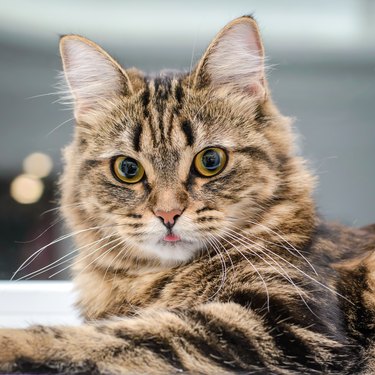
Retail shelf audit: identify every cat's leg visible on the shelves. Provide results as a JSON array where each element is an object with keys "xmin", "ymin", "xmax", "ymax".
[{"xmin": 0, "ymin": 301, "xmax": 341, "ymax": 374}]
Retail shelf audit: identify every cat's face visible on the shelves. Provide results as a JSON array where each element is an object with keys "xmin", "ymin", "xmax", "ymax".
[{"xmin": 59, "ymin": 17, "xmax": 307, "ymax": 267}]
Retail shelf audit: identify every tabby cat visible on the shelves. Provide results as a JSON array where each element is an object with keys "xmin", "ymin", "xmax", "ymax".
[{"xmin": 1, "ymin": 16, "xmax": 375, "ymax": 375}]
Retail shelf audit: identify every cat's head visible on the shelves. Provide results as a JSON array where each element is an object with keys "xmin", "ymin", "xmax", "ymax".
[{"xmin": 59, "ymin": 16, "xmax": 315, "ymax": 269}]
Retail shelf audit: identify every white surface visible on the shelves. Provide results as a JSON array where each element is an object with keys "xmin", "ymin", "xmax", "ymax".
[{"xmin": 0, "ymin": 281, "xmax": 82, "ymax": 327}]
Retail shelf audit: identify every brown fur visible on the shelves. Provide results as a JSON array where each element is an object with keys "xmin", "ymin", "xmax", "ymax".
[{"xmin": 1, "ymin": 16, "xmax": 374, "ymax": 374}]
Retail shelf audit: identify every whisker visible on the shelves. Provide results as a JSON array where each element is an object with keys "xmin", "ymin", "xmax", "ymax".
[
  {"xmin": 246, "ymin": 219, "xmax": 318, "ymax": 276},
  {"xmin": 15, "ymin": 216, "xmax": 64, "ymax": 244},
  {"xmin": 204, "ymin": 235, "xmax": 227, "ymax": 299},
  {"xmin": 221, "ymin": 229, "xmax": 315, "ymax": 315},
  {"xmin": 16, "ymin": 235, "xmax": 118, "ymax": 281},
  {"xmin": 224, "ymin": 226, "xmax": 352, "ymax": 305},
  {"xmin": 26, "ymin": 91, "xmax": 62, "ymax": 100},
  {"xmin": 69, "ymin": 238, "xmax": 125, "ymax": 279},
  {"xmin": 208, "ymin": 233, "xmax": 234, "ymax": 270},
  {"xmin": 40, "ymin": 203, "xmax": 85, "ymax": 217},
  {"xmin": 192, "ymin": 97, "xmax": 216, "ymax": 123},
  {"xmin": 214, "ymin": 232, "xmax": 270, "ymax": 311},
  {"xmin": 99, "ymin": 237, "xmax": 137, "ymax": 290},
  {"xmin": 11, "ymin": 223, "xmax": 128, "ymax": 280},
  {"xmin": 46, "ymin": 117, "xmax": 75, "ymax": 137},
  {"xmin": 106, "ymin": 244, "xmax": 136, "ymax": 294}
]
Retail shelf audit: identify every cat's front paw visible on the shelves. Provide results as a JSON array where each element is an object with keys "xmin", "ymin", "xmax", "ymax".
[{"xmin": 0, "ymin": 329, "xmax": 31, "ymax": 373}]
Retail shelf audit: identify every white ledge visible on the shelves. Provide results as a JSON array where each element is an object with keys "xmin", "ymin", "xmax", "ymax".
[{"xmin": 0, "ymin": 281, "xmax": 82, "ymax": 327}]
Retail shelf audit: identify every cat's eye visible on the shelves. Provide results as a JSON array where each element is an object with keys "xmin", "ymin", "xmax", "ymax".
[
  {"xmin": 112, "ymin": 156, "xmax": 145, "ymax": 184},
  {"xmin": 194, "ymin": 148, "xmax": 227, "ymax": 177}
]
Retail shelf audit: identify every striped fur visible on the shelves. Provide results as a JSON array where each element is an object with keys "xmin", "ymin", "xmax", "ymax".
[{"xmin": 1, "ymin": 16, "xmax": 374, "ymax": 374}]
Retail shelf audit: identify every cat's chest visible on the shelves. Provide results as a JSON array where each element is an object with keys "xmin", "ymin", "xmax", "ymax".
[
  {"xmin": 76, "ymin": 262, "xmax": 221, "ymax": 319},
  {"xmin": 75, "ymin": 268, "xmax": 178, "ymax": 319}
]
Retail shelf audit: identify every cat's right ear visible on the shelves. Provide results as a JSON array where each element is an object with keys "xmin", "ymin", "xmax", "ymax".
[{"xmin": 59, "ymin": 35, "xmax": 133, "ymax": 120}]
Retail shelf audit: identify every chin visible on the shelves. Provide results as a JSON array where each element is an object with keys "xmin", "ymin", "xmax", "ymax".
[{"xmin": 140, "ymin": 240, "xmax": 202, "ymax": 265}]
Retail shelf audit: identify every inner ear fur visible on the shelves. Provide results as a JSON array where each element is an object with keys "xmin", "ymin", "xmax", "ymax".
[
  {"xmin": 59, "ymin": 35, "xmax": 133, "ymax": 119},
  {"xmin": 192, "ymin": 16, "xmax": 267, "ymax": 101}
]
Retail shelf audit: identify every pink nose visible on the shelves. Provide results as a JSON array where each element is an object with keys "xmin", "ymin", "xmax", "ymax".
[{"xmin": 155, "ymin": 209, "xmax": 182, "ymax": 227}]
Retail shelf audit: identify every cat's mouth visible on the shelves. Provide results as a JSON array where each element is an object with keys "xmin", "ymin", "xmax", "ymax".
[
  {"xmin": 163, "ymin": 233, "xmax": 181, "ymax": 242},
  {"xmin": 140, "ymin": 228, "xmax": 199, "ymax": 262}
]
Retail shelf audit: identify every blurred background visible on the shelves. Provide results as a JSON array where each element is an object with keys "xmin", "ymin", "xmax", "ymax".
[{"xmin": 0, "ymin": 0, "xmax": 374, "ymax": 280}]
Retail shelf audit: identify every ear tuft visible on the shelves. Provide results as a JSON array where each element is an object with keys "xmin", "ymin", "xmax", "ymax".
[
  {"xmin": 59, "ymin": 35, "xmax": 132, "ymax": 119},
  {"xmin": 194, "ymin": 17, "xmax": 267, "ymax": 101}
]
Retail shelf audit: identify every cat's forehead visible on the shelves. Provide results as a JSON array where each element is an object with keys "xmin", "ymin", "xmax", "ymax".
[
  {"xmin": 126, "ymin": 70, "xmax": 185, "ymax": 104},
  {"xmin": 100, "ymin": 75, "xmax": 234, "ymax": 144},
  {"xmin": 87, "ymin": 71, "xmax": 261, "ymax": 172}
]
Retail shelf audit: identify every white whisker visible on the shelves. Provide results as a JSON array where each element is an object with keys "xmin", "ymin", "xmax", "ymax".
[
  {"xmin": 71, "ymin": 236, "xmax": 126, "ymax": 277},
  {"xmin": 204, "ymin": 235, "xmax": 227, "ymax": 299},
  {"xmin": 16, "ymin": 235, "xmax": 118, "ymax": 281},
  {"xmin": 246, "ymin": 219, "xmax": 318, "ymax": 276},
  {"xmin": 46, "ymin": 117, "xmax": 75, "ymax": 137},
  {"xmin": 40, "ymin": 203, "xmax": 85, "ymax": 217},
  {"xmin": 11, "ymin": 223, "xmax": 128, "ymax": 280},
  {"xmin": 222, "ymin": 228, "xmax": 316, "ymax": 316},
  {"xmin": 223, "ymin": 226, "xmax": 352, "ymax": 306},
  {"xmin": 15, "ymin": 217, "xmax": 64, "ymax": 245},
  {"xmin": 214, "ymin": 232, "xmax": 270, "ymax": 311}
]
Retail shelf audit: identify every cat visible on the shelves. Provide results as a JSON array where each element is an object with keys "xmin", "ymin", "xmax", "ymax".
[{"xmin": 1, "ymin": 15, "xmax": 375, "ymax": 375}]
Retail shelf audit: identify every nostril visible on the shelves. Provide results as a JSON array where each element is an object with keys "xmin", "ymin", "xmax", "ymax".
[
  {"xmin": 156, "ymin": 215, "xmax": 174, "ymax": 229},
  {"xmin": 170, "ymin": 210, "xmax": 181, "ymax": 224},
  {"xmin": 155, "ymin": 209, "xmax": 182, "ymax": 228},
  {"xmin": 157, "ymin": 215, "xmax": 165, "ymax": 224}
]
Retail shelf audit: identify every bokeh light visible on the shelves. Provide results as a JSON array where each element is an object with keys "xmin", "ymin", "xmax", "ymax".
[
  {"xmin": 23, "ymin": 152, "xmax": 53, "ymax": 178},
  {"xmin": 10, "ymin": 174, "xmax": 44, "ymax": 204}
]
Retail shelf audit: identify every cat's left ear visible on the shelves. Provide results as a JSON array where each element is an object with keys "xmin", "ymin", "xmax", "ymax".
[
  {"xmin": 59, "ymin": 35, "xmax": 133, "ymax": 120},
  {"xmin": 193, "ymin": 16, "xmax": 267, "ymax": 101}
]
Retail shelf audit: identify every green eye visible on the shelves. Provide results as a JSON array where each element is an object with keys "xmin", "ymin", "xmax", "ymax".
[
  {"xmin": 113, "ymin": 156, "xmax": 144, "ymax": 183},
  {"xmin": 194, "ymin": 148, "xmax": 227, "ymax": 177}
]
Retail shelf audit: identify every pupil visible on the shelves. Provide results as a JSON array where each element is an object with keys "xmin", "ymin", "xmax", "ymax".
[
  {"xmin": 121, "ymin": 158, "xmax": 138, "ymax": 177},
  {"xmin": 202, "ymin": 150, "xmax": 220, "ymax": 170}
]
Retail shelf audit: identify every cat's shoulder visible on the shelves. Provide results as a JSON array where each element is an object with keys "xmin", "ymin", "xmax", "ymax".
[{"xmin": 316, "ymin": 221, "xmax": 375, "ymax": 248}]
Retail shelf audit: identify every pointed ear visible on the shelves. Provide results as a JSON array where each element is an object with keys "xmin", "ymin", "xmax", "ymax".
[
  {"xmin": 193, "ymin": 16, "xmax": 267, "ymax": 101},
  {"xmin": 59, "ymin": 35, "xmax": 133, "ymax": 120}
]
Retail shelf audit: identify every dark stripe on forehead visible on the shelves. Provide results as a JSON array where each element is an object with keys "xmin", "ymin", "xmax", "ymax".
[
  {"xmin": 148, "ymin": 115, "xmax": 157, "ymax": 148},
  {"xmin": 141, "ymin": 77, "xmax": 150, "ymax": 118},
  {"xmin": 167, "ymin": 78, "xmax": 184, "ymax": 139},
  {"xmin": 153, "ymin": 77, "xmax": 162, "ymax": 94},
  {"xmin": 145, "ymin": 80, "xmax": 157, "ymax": 147},
  {"xmin": 158, "ymin": 107, "xmax": 165, "ymax": 143},
  {"xmin": 154, "ymin": 77, "xmax": 172, "ymax": 100},
  {"xmin": 236, "ymin": 146, "xmax": 273, "ymax": 167},
  {"xmin": 167, "ymin": 110, "xmax": 174, "ymax": 140},
  {"xmin": 133, "ymin": 122, "xmax": 143, "ymax": 152},
  {"xmin": 153, "ymin": 78, "xmax": 170, "ymax": 144},
  {"xmin": 181, "ymin": 120, "xmax": 194, "ymax": 146},
  {"xmin": 174, "ymin": 78, "xmax": 184, "ymax": 104}
]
